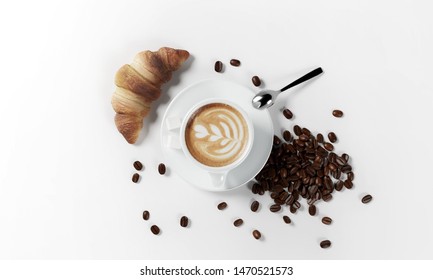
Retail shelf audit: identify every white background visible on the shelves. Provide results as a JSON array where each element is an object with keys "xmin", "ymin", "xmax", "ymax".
[{"xmin": 0, "ymin": 0, "xmax": 432, "ymax": 259}]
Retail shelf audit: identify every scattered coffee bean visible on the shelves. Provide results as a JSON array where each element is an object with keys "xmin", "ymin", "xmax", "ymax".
[
  {"xmin": 214, "ymin": 60, "xmax": 223, "ymax": 72},
  {"xmin": 283, "ymin": 130, "xmax": 292, "ymax": 142},
  {"xmin": 323, "ymin": 194, "xmax": 333, "ymax": 202},
  {"xmin": 324, "ymin": 142, "xmax": 334, "ymax": 151},
  {"xmin": 180, "ymin": 216, "xmax": 189, "ymax": 227},
  {"xmin": 342, "ymin": 153, "xmax": 350, "ymax": 162},
  {"xmin": 344, "ymin": 179, "xmax": 353, "ymax": 189},
  {"xmin": 309, "ymin": 205, "xmax": 316, "ymax": 216},
  {"xmin": 158, "ymin": 163, "xmax": 166, "ymax": 175},
  {"xmin": 348, "ymin": 172, "xmax": 354, "ymax": 181},
  {"xmin": 251, "ymin": 200, "xmax": 260, "ymax": 212},
  {"xmin": 283, "ymin": 108, "xmax": 293, "ymax": 119},
  {"xmin": 317, "ymin": 133, "xmax": 324, "ymax": 143},
  {"xmin": 320, "ymin": 240, "xmax": 331, "ymax": 248},
  {"xmin": 283, "ymin": 215, "xmax": 292, "ymax": 224},
  {"xmin": 252, "ymin": 75, "xmax": 261, "ymax": 86},
  {"xmin": 252, "ymin": 229, "xmax": 261, "ymax": 240},
  {"xmin": 133, "ymin": 161, "xmax": 143, "ymax": 171},
  {"xmin": 362, "ymin": 194, "xmax": 373, "ymax": 204},
  {"xmin": 233, "ymin": 218, "xmax": 243, "ymax": 227},
  {"xmin": 132, "ymin": 173, "xmax": 140, "ymax": 183},
  {"xmin": 217, "ymin": 202, "xmax": 227, "ymax": 210},
  {"xmin": 328, "ymin": 132, "xmax": 337, "ymax": 143},
  {"xmin": 322, "ymin": 216, "xmax": 332, "ymax": 225},
  {"xmin": 142, "ymin": 210, "xmax": 150, "ymax": 220},
  {"xmin": 335, "ymin": 180, "xmax": 344, "ymax": 191},
  {"xmin": 230, "ymin": 59, "xmax": 241, "ymax": 66},
  {"xmin": 332, "ymin": 110, "xmax": 343, "ymax": 118},
  {"xmin": 270, "ymin": 204, "xmax": 281, "ymax": 212},
  {"xmin": 293, "ymin": 125, "xmax": 302, "ymax": 136},
  {"xmin": 150, "ymin": 225, "xmax": 160, "ymax": 235}
]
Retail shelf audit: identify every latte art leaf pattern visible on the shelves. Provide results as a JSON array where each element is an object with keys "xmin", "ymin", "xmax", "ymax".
[{"xmin": 185, "ymin": 103, "xmax": 249, "ymax": 167}]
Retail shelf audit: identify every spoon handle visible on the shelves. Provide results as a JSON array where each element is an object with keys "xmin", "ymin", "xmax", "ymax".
[{"xmin": 279, "ymin": 67, "xmax": 323, "ymax": 92}]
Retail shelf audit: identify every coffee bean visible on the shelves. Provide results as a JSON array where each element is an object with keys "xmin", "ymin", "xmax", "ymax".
[
  {"xmin": 301, "ymin": 127, "xmax": 311, "ymax": 136},
  {"xmin": 132, "ymin": 173, "xmax": 140, "ymax": 183},
  {"xmin": 323, "ymin": 193, "xmax": 333, "ymax": 202},
  {"xmin": 290, "ymin": 205, "xmax": 297, "ymax": 213},
  {"xmin": 308, "ymin": 204, "xmax": 316, "ymax": 216},
  {"xmin": 322, "ymin": 216, "xmax": 332, "ymax": 225},
  {"xmin": 142, "ymin": 210, "xmax": 150, "ymax": 220},
  {"xmin": 278, "ymin": 217, "xmax": 290, "ymax": 226},
  {"xmin": 270, "ymin": 204, "xmax": 281, "ymax": 212},
  {"xmin": 293, "ymin": 200, "xmax": 301, "ymax": 209},
  {"xmin": 299, "ymin": 134, "xmax": 310, "ymax": 141},
  {"xmin": 252, "ymin": 230, "xmax": 261, "ymax": 240},
  {"xmin": 324, "ymin": 142, "xmax": 334, "ymax": 151},
  {"xmin": 150, "ymin": 225, "xmax": 160, "ymax": 235},
  {"xmin": 273, "ymin": 135, "xmax": 281, "ymax": 146},
  {"xmin": 344, "ymin": 179, "xmax": 353, "ymax": 189},
  {"xmin": 217, "ymin": 202, "xmax": 227, "ymax": 210},
  {"xmin": 158, "ymin": 163, "xmax": 166, "ymax": 175},
  {"xmin": 294, "ymin": 125, "xmax": 302, "ymax": 136},
  {"xmin": 335, "ymin": 156, "xmax": 346, "ymax": 166},
  {"xmin": 342, "ymin": 153, "xmax": 350, "ymax": 162},
  {"xmin": 341, "ymin": 164, "xmax": 352, "ymax": 173},
  {"xmin": 230, "ymin": 59, "xmax": 241, "ymax": 66},
  {"xmin": 328, "ymin": 132, "xmax": 337, "ymax": 143},
  {"xmin": 252, "ymin": 75, "xmax": 261, "ymax": 87},
  {"xmin": 283, "ymin": 130, "xmax": 292, "ymax": 142},
  {"xmin": 335, "ymin": 180, "xmax": 344, "ymax": 191},
  {"xmin": 347, "ymin": 172, "xmax": 354, "ymax": 181},
  {"xmin": 317, "ymin": 133, "xmax": 324, "ymax": 143},
  {"xmin": 332, "ymin": 110, "xmax": 343, "ymax": 117},
  {"xmin": 133, "ymin": 161, "xmax": 143, "ymax": 171},
  {"xmin": 251, "ymin": 200, "xmax": 260, "ymax": 212},
  {"xmin": 362, "ymin": 194, "xmax": 373, "ymax": 204},
  {"xmin": 180, "ymin": 216, "xmax": 189, "ymax": 227},
  {"xmin": 320, "ymin": 240, "xmax": 331, "ymax": 248},
  {"xmin": 233, "ymin": 218, "xmax": 243, "ymax": 227},
  {"xmin": 214, "ymin": 60, "xmax": 223, "ymax": 72},
  {"xmin": 283, "ymin": 108, "xmax": 293, "ymax": 119}
]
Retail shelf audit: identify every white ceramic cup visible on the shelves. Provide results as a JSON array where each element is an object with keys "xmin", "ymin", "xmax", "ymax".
[{"xmin": 171, "ymin": 98, "xmax": 254, "ymax": 188}]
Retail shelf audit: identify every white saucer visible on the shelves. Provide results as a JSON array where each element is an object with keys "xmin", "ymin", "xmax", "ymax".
[{"xmin": 160, "ymin": 79, "xmax": 274, "ymax": 191}]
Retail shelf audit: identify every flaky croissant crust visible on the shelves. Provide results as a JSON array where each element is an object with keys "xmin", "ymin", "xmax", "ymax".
[{"xmin": 111, "ymin": 47, "xmax": 190, "ymax": 143}]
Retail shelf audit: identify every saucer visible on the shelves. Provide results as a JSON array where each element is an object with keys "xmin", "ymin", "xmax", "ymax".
[{"xmin": 160, "ymin": 79, "xmax": 274, "ymax": 191}]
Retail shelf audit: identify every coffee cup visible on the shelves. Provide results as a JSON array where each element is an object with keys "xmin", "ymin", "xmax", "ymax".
[{"xmin": 167, "ymin": 98, "xmax": 254, "ymax": 188}]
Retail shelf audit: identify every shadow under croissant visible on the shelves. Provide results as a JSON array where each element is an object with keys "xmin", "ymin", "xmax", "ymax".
[{"xmin": 133, "ymin": 54, "xmax": 196, "ymax": 145}]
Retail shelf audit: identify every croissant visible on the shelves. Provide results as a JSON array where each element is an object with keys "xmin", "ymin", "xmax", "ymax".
[{"xmin": 111, "ymin": 47, "xmax": 190, "ymax": 144}]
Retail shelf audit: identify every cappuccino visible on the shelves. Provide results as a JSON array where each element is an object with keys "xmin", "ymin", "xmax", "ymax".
[{"xmin": 185, "ymin": 103, "xmax": 249, "ymax": 167}]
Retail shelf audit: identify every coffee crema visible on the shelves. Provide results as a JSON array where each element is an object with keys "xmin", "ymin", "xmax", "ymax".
[{"xmin": 185, "ymin": 103, "xmax": 249, "ymax": 167}]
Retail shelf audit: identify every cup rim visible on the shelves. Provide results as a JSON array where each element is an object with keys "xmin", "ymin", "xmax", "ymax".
[{"xmin": 179, "ymin": 98, "xmax": 255, "ymax": 173}]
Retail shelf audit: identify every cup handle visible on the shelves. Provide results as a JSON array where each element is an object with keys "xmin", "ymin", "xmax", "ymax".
[{"xmin": 209, "ymin": 171, "xmax": 229, "ymax": 188}]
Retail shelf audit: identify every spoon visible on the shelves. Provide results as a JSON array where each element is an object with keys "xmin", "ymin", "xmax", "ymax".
[{"xmin": 252, "ymin": 67, "xmax": 323, "ymax": 109}]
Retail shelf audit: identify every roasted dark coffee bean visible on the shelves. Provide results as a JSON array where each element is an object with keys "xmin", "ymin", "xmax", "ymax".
[
  {"xmin": 320, "ymin": 240, "xmax": 331, "ymax": 248},
  {"xmin": 214, "ymin": 61, "xmax": 223, "ymax": 72},
  {"xmin": 328, "ymin": 163, "xmax": 337, "ymax": 171},
  {"xmin": 270, "ymin": 204, "xmax": 282, "ymax": 212},
  {"xmin": 293, "ymin": 125, "xmax": 302, "ymax": 136},
  {"xmin": 290, "ymin": 205, "xmax": 297, "ymax": 213},
  {"xmin": 344, "ymin": 179, "xmax": 353, "ymax": 189},
  {"xmin": 132, "ymin": 173, "xmax": 140, "ymax": 183},
  {"xmin": 252, "ymin": 230, "xmax": 261, "ymax": 240},
  {"xmin": 251, "ymin": 200, "xmax": 260, "ymax": 212},
  {"xmin": 332, "ymin": 109, "xmax": 343, "ymax": 117},
  {"xmin": 251, "ymin": 183, "xmax": 259, "ymax": 194},
  {"xmin": 283, "ymin": 215, "xmax": 292, "ymax": 224},
  {"xmin": 323, "ymin": 193, "xmax": 333, "ymax": 202},
  {"xmin": 336, "ymin": 156, "xmax": 346, "ymax": 166},
  {"xmin": 283, "ymin": 108, "xmax": 293, "ymax": 119},
  {"xmin": 273, "ymin": 135, "xmax": 281, "ymax": 146},
  {"xmin": 150, "ymin": 225, "xmax": 160, "ymax": 235},
  {"xmin": 307, "ymin": 198, "xmax": 317, "ymax": 205},
  {"xmin": 328, "ymin": 132, "xmax": 337, "ymax": 143},
  {"xmin": 180, "ymin": 216, "xmax": 189, "ymax": 227},
  {"xmin": 341, "ymin": 164, "xmax": 352, "ymax": 173},
  {"xmin": 342, "ymin": 153, "xmax": 350, "ymax": 162},
  {"xmin": 362, "ymin": 194, "xmax": 373, "ymax": 204},
  {"xmin": 217, "ymin": 202, "xmax": 227, "ymax": 210},
  {"xmin": 324, "ymin": 176, "xmax": 333, "ymax": 190},
  {"xmin": 252, "ymin": 75, "xmax": 261, "ymax": 86},
  {"xmin": 299, "ymin": 134, "xmax": 310, "ymax": 141},
  {"xmin": 279, "ymin": 191, "xmax": 289, "ymax": 201},
  {"xmin": 317, "ymin": 133, "xmax": 324, "ymax": 143},
  {"xmin": 335, "ymin": 180, "xmax": 344, "ymax": 191},
  {"xmin": 347, "ymin": 172, "xmax": 355, "ymax": 181},
  {"xmin": 233, "ymin": 218, "xmax": 244, "ymax": 227},
  {"xmin": 322, "ymin": 217, "xmax": 332, "ymax": 225},
  {"xmin": 133, "ymin": 161, "xmax": 143, "ymax": 171},
  {"xmin": 279, "ymin": 168, "xmax": 288, "ymax": 178},
  {"xmin": 308, "ymin": 204, "xmax": 316, "ymax": 216},
  {"xmin": 301, "ymin": 127, "xmax": 311, "ymax": 136},
  {"xmin": 230, "ymin": 59, "xmax": 241, "ymax": 66},
  {"xmin": 283, "ymin": 130, "xmax": 292, "ymax": 142},
  {"xmin": 324, "ymin": 142, "xmax": 334, "ymax": 151},
  {"xmin": 158, "ymin": 163, "xmax": 166, "ymax": 175},
  {"xmin": 142, "ymin": 210, "xmax": 150, "ymax": 220},
  {"xmin": 293, "ymin": 201, "xmax": 301, "ymax": 209}
]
